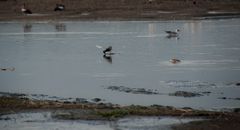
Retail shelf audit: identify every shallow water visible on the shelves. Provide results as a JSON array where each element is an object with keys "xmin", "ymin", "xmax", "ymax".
[
  {"xmin": 0, "ymin": 19, "xmax": 240, "ymax": 110},
  {"xmin": 0, "ymin": 112, "xmax": 201, "ymax": 130}
]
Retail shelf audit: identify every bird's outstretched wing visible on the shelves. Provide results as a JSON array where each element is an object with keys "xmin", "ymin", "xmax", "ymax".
[{"xmin": 165, "ymin": 31, "xmax": 172, "ymax": 34}]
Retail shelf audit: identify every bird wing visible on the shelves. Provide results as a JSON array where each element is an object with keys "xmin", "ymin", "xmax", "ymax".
[
  {"xmin": 165, "ymin": 31, "xmax": 172, "ymax": 34},
  {"xmin": 96, "ymin": 45, "xmax": 103, "ymax": 49}
]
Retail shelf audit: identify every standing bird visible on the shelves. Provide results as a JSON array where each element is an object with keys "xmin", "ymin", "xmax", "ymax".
[
  {"xmin": 54, "ymin": 4, "xmax": 65, "ymax": 11},
  {"xmin": 21, "ymin": 4, "xmax": 32, "ymax": 14},
  {"xmin": 103, "ymin": 46, "xmax": 112, "ymax": 54},
  {"xmin": 165, "ymin": 29, "xmax": 180, "ymax": 37}
]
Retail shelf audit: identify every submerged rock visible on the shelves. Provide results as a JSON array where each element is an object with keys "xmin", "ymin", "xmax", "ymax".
[
  {"xmin": 169, "ymin": 91, "xmax": 203, "ymax": 97},
  {"xmin": 91, "ymin": 98, "xmax": 102, "ymax": 102},
  {"xmin": 75, "ymin": 98, "xmax": 88, "ymax": 103},
  {"xmin": 218, "ymin": 97, "xmax": 227, "ymax": 100},
  {"xmin": 106, "ymin": 86, "xmax": 159, "ymax": 95}
]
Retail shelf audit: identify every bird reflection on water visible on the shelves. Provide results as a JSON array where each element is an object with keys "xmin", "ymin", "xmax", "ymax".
[
  {"xmin": 103, "ymin": 46, "xmax": 113, "ymax": 64},
  {"xmin": 103, "ymin": 54, "xmax": 112, "ymax": 64}
]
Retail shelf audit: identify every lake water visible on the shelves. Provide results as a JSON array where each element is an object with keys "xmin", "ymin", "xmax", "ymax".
[{"xmin": 0, "ymin": 19, "xmax": 240, "ymax": 110}]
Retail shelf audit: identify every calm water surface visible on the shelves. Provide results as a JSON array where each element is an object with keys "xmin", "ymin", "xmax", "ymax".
[{"xmin": 0, "ymin": 19, "xmax": 240, "ymax": 110}]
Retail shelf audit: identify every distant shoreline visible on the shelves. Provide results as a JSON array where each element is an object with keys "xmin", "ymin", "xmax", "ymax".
[
  {"xmin": 0, "ymin": 0, "xmax": 240, "ymax": 21},
  {"xmin": 0, "ymin": 11, "xmax": 239, "ymax": 22},
  {"xmin": 1, "ymin": 10, "xmax": 240, "ymax": 21}
]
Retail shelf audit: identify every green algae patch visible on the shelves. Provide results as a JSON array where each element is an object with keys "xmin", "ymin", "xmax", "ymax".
[{"xmin": 97, "ymin": 109, "xmax": 129, "ymax": 118}]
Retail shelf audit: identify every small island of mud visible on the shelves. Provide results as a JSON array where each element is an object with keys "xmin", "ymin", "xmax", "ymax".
[{"xmin": 1, "ymin": 92, "xmax": 240, "ymax": 129}]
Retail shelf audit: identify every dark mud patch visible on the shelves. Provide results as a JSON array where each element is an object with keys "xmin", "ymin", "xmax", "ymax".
[
  {"xmin": 106, "ymin": 86, "xmax": 159, "ymax": 95},
  {"xmin": 0, "ymin": 91, "xmax": 107, "ymax": 104},
  {"xmin": 105, "ymin": 86, "xmax": 211, "ymax": 97},
  {"xmin": 169, "ymin": 91, "xmax": 203, "ymax": 97}
]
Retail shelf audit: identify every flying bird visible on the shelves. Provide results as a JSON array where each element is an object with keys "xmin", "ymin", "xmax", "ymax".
[{"xmin": 103, "ymin": 46, "xmax": 112, "ymax": 54}]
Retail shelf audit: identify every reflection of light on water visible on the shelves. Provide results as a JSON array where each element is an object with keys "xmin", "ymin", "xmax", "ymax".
[
  {"xmin": 23, "ymin": 23, "xmax": 32, "ymax": 33},
  {"xmin": 148, "ymin": 23, "xmax": 156, "ymax": 36},
  {"xmin": 0, "ymin": 32, "xmax": 135, "ymax": 36},
  {"xmin": 183, "ymin": 21, "xmax": 202, "ymax": 34},
  {"xmin": 136, "ymin": 35, "xmax": 164, "ymax": 38},
  {"xmin": 136, "ymin": 23, "xmax": 162, "ymax": 38},
  {"xmin": 0, "ymin": 112, "xmax": 202, "ymax": 130},
  {"xmin": 93, "ymin": 73, "xmax": 125, "ymax": 78},
  {"xmin": 0, "ymin": 112, "xmax": 112, "ymax": 130},
  {"xmin": 116, "ymin": 116, "xmax": 202, "ymax": 129},
  {"xmin": 55, "ymin": 23, "xmax": 66, "ymax": 32}
]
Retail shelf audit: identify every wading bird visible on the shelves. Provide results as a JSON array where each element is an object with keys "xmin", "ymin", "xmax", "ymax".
[
  {"xmin": 21, "ymin": 4, "xmax": 32, "ymax": 14},
  {"xmin": 54, "ymin": 4, "xmax": 65, "ymax": 11},
  {"xmin": 170, "ymin": 58, "xmax": 181, "ymax": 64},
  {"xmin": 165, "ymin": 29, "xmax": 180, "ymax": 37},
  {"xmin": 103, "ymin": 46, "xmax": 112, "ymax": 54}
]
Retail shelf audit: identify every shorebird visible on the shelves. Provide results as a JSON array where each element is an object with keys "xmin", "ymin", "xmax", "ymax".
[
  {"xmin": 165, "ymin": 29, "xmax": 180, "ymax": 37},
  {"xmin": 170, "ymin": 58, "xmax": 181, "ymax": 64},
  {"xmin": 103, "ymin": 46, "xmax": 112, "ymax": 54},
  {"xmin": 21, "ymin": 4, "xmax": 32, "ymax": 14},
  {"xmin": 54, "ymin": 4, "xmax": 65, "ymax": 11}
]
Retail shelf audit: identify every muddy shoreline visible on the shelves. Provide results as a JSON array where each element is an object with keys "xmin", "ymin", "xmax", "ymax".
[
  {"xmin": 0, "ymin": 0, "xmax": 240, "ymax": 21},
  {"xmin": 1, "ymin": 92, "xmax": 240, "ymax": 129}
]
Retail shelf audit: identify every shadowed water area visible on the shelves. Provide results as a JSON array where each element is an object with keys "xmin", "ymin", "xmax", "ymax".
[{"xmin": 0, "ymin": 19, "xmax": 240, "ymax": 110}]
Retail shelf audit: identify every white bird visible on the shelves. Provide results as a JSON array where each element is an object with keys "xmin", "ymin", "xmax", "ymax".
[
  {"xmin": 21, "ymin": 4, "xmax": 32, "ymax": 14},
  {"xmin": 165, "ymin": 29, "xmax": 180, "ymax": 37},
  {"xmin": 54, "ymin": 4, "xmax": 65, "ymax": 11}
]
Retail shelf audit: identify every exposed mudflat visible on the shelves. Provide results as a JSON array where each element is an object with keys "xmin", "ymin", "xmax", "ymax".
[{"xmin": 0, "ymin": 92, "xmax": 240, "ymax": 130}]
